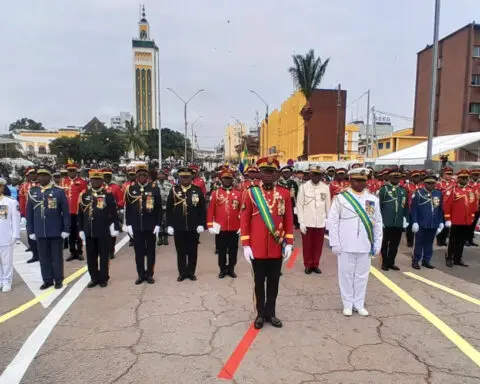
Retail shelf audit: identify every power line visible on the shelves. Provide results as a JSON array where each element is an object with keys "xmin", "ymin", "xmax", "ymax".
[{"xmin": 375, "ymin": 109, "xmax": 413, "ymax": 122}]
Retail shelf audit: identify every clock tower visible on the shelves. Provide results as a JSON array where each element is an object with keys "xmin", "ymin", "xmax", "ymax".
[{"xmin": 132, "ymin": 5, "xmax": 159, "ymax": 131}]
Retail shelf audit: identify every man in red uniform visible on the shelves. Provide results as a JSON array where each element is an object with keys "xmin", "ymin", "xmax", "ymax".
[
  {"xmin": 240, "ymin": 157, "xmax": 294, "ymax": 329},
  {"xmin": 61, "ymin": 162, "xmax": 88, "ymax": 261},
  {"xmin": 404, "ymin": 170, "xmax": 423, "ymax": 247},
  {"xmin": 19, "ymin": 167, "xmax": 39, "ymax": 263},
  {"xmin": 329, "ymin": 168, "xmax": 349, "ymax": 198},
  {"xmin": 466, "ymin": 169, "xmax": 480, "ymax": 247},
  {"xmin": 103, "ymin": 168, "xmax": 124, "ymax": 259},
  {"xmin": 190, "ymin": 164, "xmax": 207, "ymax": 196},
  {"xmin": 241, "ymin": 166, "xmax": 259, "ymax": 189},
  {"xmin": 443, "ymin": 169, "xmax": 477, "ymax": 267},
  {"xmin": 436, "ymin": 166, "xmax": 455, "ymax": 246},
  {"xmin": 207, "ymin": 167, "xmax": 242, "ymax": 278}
]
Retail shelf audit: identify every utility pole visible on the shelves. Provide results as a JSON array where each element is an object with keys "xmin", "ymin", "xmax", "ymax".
[
  {"xmin": 156, "ymin": 48, "xmax": 162, "ymax": 167},
  {"xmin": 426, "ymin": 0, "xmax": 441, "ymax": 168},
  {"xmin": 365, "ymin": 89, "xmax": 371, "ymax": 158},
  {"xmin": 372, "ymin": 107, "xmax": 379, "ymax": 158},
  {"xmin": 336, "ymin": 83, "xmax": 342, "ymax": 160}
]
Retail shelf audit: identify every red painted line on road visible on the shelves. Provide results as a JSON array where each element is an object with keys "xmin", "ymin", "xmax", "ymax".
[
  {"xmin": 217, "ymin": 324, "xmax": 260, "ymax": 380},
  {"xmin": 286, "ymin": 248, "xmax": 300, "ymax": 269}
]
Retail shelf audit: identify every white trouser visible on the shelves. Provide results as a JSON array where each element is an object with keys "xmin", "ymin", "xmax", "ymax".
[
  {"xmin": 0, "ymin": 244, "xmax": 14, "ymax": 288},
  {"xmin": 337, "ymin": 252, "xmax": 371, "ymax": 310}
]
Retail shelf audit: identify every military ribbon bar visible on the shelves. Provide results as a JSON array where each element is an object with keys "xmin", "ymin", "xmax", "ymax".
[{"xmin": 341, "ymin": 191, "xmax": 375, "ymax": 255}]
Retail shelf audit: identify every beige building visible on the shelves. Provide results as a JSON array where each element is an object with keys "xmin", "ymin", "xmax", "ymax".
[
  {"xmin": 12, "ymin": 128, "xmax": 80, "ymax": 156},
  {"xmin": 224, "ymin": 122, "xmax": 247, "ymax": 160}
]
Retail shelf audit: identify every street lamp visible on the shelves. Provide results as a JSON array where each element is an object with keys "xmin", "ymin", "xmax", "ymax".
[
  {"xmin": 191, "ymin": 115, "xmax": 203, "ymax": 162},
  {"xmin": 249, "ymin": 90, "xmax": 269, "ymax": 156},
  {"xmin": 166, "ymin": 87, "xmax": 205, "ymax": 162}
]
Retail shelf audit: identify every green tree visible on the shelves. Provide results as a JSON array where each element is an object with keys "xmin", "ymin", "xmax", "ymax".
[
  {"xmin": 144, "ymin": 128, "xmax": 192, "ymax": 160},
  {"xmin": 124, "ymin": 118, "xmax": 147, "ymax": 159},
  {"xmin": 288, "ymin": 49, "xmax": 329, "ymax": 160},
  {"xmin": 9, "ymin": 118, "xmax": 45, "ymax": 132},
  {"xmin": 49, "ymin": 136, "xmax": 83, "ymax": 163}
]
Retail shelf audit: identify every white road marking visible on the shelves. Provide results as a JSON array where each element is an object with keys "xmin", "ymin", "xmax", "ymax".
[{"xmin": 0, "ymin": 235, "xmax": 130, "ymax": 384}]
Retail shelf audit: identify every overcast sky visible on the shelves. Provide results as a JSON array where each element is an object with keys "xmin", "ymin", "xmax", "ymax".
[{"xmin": 1, "ymin": 0, "xmax": 478, "ymax": 149}]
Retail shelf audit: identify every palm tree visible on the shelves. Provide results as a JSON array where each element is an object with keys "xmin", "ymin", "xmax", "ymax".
[
  {"xmin": 288, "ymin": 49, "xmax": 330, "ymax": 160},
  {"xmin": 124, "ymin": 118, "xmax": 147, "ymax": 159}
]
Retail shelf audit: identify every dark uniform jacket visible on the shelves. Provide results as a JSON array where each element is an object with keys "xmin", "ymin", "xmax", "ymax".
[
  {"xmin": 166, "ymin": 184, "xmax": 206, "ymax": 231},
  {"xmin": 410, "ymin": 188, "xmax": 444, "ymax": 229},
  {"xmin": 379, "ymin": 183, "xmax": 409, "ymax": 228},
  {"xmin": 279, "ymin": 178, "xmax": 299, "ymax": 208},
  {"xmin": 77, "ymin": 187, "xmax": 119, "ymax": 238},
  {"xmin": 26, "ymin": 184, "xmax": 71, "ymax": 238},
  {"xmin": 125, "ymin": 182, "xmax": 162, "ymax": 232}
]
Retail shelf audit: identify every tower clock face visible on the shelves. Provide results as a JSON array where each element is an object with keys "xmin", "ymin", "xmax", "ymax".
[{"xmin": 140, "ymin": 30, "xmax": 147, "ymax": 40}]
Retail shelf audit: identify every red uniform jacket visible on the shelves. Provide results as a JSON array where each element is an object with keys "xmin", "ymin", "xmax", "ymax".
[
  {"xmin": 61, "ymin": 177, "xmax": 88, "ymax": 215},
  {"xmin": 19, "ymin": 181, "xmax": 38, "ymax": 217},
  {"xmin": 207, "ymin": 187, "xmax": 241, "ymax": 231},
  {"xmin": 468, "ymin": 181, "xmax": 480, "ymax": 209},
  {"xmin": 436, "ymin": 179, "xmax": 455, "ymax": 193},
  {"xmin": 329, "ymin": 180, "xmax": 350, "ymax": 198},
  {"xmin": 107, "ymin": 182, "xmax": 124, "ymax": 209},
  {"xmin": 192, "ymin": 177, "xmax": 207, "ymax": 196},
  {"xmin": 443, "ymin": 185, "xmax": 477, "ymax": 225},
  {"xmin": 367, "ymin": 179, "xmax": 382, "ymax": 195},
  {"xmin": 240, "ymin": 184, "xmax": 294, "ymax": 259}
]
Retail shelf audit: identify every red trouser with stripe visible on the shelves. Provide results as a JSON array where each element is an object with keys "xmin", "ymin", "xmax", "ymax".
[{"xmin": 301, "ymin": 227, "xmax": 325, "ymax": 268}]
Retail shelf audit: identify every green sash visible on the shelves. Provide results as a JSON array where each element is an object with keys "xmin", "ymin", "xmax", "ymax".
[
  {"xmin": 250, "ymin": 186, "xmax": 285, "ymax": 247},
  {"xmin": 341, "ymin": 191, "xmax": 375, "ymax": 255}
]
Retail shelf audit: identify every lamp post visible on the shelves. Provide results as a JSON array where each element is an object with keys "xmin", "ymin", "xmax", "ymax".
[
  {"xmin": 166, "ymin": 88, "xmax": 205, "ymax": 163},
  {"xmin": 191, "ymin": 116, "xmax": 203, "ymax": 162},
  {"xmin": 249, "ymin": 90, "xmax": 269, "ymax": 156}
]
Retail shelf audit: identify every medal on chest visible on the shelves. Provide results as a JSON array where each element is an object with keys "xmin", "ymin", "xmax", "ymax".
[
  {"xmin": 47, "ymin": 197, "xmax": 57, "ymax": 209},
  {"xmin": 192, "ymin": 193, "xmax": 199, "ymax": 207},
  {"xmin": 96, "ymin": 196, "xmax": 105, "ymax": 209},
  {"xmin": 146, "ymin": 194, "xmax": 154, "ymax": 210}
]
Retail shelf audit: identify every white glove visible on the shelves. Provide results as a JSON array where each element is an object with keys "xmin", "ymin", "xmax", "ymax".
[
  {"xmin": 10, "ymin": 236, "xmax": 18, "ymax": 244},
  {"xmin": 29, "ymin": 233, "xmax": 36, "ymax": 241},
  {"xmin": 293, "ymin": 207, "xmax": 298, "ymax": 215},
  {"xmin": 445, "ymin": 220, "xmax": 452, "ymax": 228},
  {"xmin": 236, "ymin": 229, "xmax": 241, "ymax": 235},
  {"xmin": 79, "ymin": 231, "xmax": 86, "ymax": 242},
  {"xmin": 412, "ymin": 223, "xmax": 419, "ymax": 233},
  {"xmin": 110, "ymin": 224, "xmax": 119, "ymax": 237},
  {"xmin": 299, "ymin": 224, "xmax": 307, "ymax": 235},
  {"xmin": 122, "ymin": 224, "xmax": 128, "ymax": 232},
  {"xmin": 20, "ymin": 217, "xmax": 27, "ymax": 226},
  {"xmin": 403, "ymin": 217, "xmax": 409, "ymax": 229},
  {"xmin": 196, "ymin": 225, "xmax": 204, "ymax": 234},
  {"xmin": 127, "ymin": 225, "xmax": 134, "ymax": 237},
  {"xmin": 61, "ymin": 232, "xmax": 69, "ymax": 239},
  {"xmin": 208, "ymin": 228, "xmax": 216, "ymax": 235},
  {"xmin": 167, "ymin": 226, "xmax": 174, "ymax": 236},
  {"xmin": 283, "ymin": 245, "xmax": 293, "ymax": 263},
  {"xmin": 153, "ymin": 226, "xmax": 160, "ymax": 235},
  {"xmin": 119, "ymin": 209, "xmax": 125, "ymax": 215},
  {"xmin": 373, "ymin": 246, "xmax": 381, "ymax": 256},
  {"xmin": 243, "ymin": 246, "xmax": 254, "ymax": 264},
  {"xmin": 437, "ymin": 223, "xmax": 445, "ymax": 235},
  {"xmin": 332, "ymin": 246, "xmax": 341, "ymax": 255}
]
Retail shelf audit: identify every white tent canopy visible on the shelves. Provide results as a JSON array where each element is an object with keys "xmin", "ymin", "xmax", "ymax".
[{"xmin": 374, "ymin": 132, "xmax": 480, "ymax": 166}]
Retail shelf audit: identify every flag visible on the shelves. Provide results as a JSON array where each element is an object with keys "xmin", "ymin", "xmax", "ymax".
[{"xmin": 238, "ymin": 148, "xmax": 249, "ymax": 174}]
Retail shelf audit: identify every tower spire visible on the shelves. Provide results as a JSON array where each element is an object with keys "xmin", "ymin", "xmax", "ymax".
[{"xmin": 141, "ymin": 4, "xmax": 147, "ymax": 22}]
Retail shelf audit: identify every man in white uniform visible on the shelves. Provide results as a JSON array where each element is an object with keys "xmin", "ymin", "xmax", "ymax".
[
  {"xmin": 0, "ymin": 178, "xmax": 21, "ymax": 293},
  {"xmin": 327, "ymin": 168, "xmax": 383, "ymax": 316}
]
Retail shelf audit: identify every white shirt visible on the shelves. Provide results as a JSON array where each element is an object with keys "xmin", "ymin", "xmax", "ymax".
[
  {"xmin": 297, "ymin": 180, "xmax": 331, "ymax": 228},
  {"xmin": 0, "ymin": 195, "xmax": 20, "ymax": 247},
  {"xmin": 327, "ymin": 188, "xmax": 383, "ymax": 254}
]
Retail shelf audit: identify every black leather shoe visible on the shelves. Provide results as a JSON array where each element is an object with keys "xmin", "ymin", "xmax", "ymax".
[
  {"xmin": 146, "ymin": 277, "xmax": 155, "ymax": 284},
  {"xmin": 26, "ymin": 257, "xmax": 39, "ymax": 264},
  {"xmin": 312, "ymin": 267, "xmax": 322, "ymax": 274},
  {"xmin": 40, "ymin": 282, "xmax": 53, "ymax": 290},
  {"xmin": 109, "ymin": 254, "xmax": 115, "ymax": 260},
  {"xmin": 446, "ymin": 259, "xmax": 453, "ymax": 267},
  {"xmin": 129, "ymin": 239, "xmax": 134, "ymax": 247},
  {"xmin": 99, "ymin": 282, "xmax": 108, "ymax": 288},
  {"xmin": 25, "ymin": 247, "xmax": 31, "ymax": 252},
  {"xmin": 421, "ymin": 262, "xmax": 435, "ymax": 269},
  {"xmin": 454, "ymin": 261, "xmax": 469, "ymax": 267},
  {"xmin": 390, "ymin": 265, "xmax": 400, "ymax": 271},
  {"xmin": 381, "ymin": 265, "xmax": 389, "ymax": 271},
  {"xmin": 305, "ymin": 268, "xmax": 312, "ymax": 274},
  {"xmin": 66, "ymin": 254, "xmax": 77, "ymax": 262},
  {"xmin": 470, "ymin": 241, "xmax": 479, "ymax": 247},
  {"xmin": 163, "ymin": 236, "xmax": 169, "ymax": 246},
  {"xmin": 87, "ymin": 281, "xmax": 97, "ymax": 288},
  {"xmin": 412, "ymin": 262, "xmax": 421, "ymax": 270},
  {"xmin": 157, "ymin": 237, "xmax": 163, "ymax": 246},
  {"xmin": 266, "ymin": 316, "xmax": 283, "ymax": 328},
  {"xmin": 177, "ymin": 275, "xmax": 186, "ymax": 282},
  {"xmin": 254, "ymin": 316, "xmax": 264, "ymax": 329},
  {"xmin": 465, "ymin": 241, "xmax": 471, "ymax": 247},
  {"xmin": 189, "ymin": 275, "xmax": 197, "ymax": 281},
  {"xmin": 228, "ymin": 270, "xmax": 237, "ymax": 278},
  {"xmin": 77, "ymin": 254, "xmax": 84, "ymax": 261},
  {"xmin": 219, "ymin": 270, "xmax": 227, "ymax": 279},
  {"xmin": 135, "ymin": 278, "xmax": 145, "ymax": 285},
  {"xmin": 54, "ymin": 282, "xmax": 63, "ymax": 289}
]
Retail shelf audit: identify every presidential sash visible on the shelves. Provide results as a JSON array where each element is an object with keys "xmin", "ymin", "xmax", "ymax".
[
  {"xmin": 341, "ymin": 191, "xmax": 375, "ymax": 255},
  {"xmin": 250, "ymin": 186, "xmax": 285, "ymax": 247}
]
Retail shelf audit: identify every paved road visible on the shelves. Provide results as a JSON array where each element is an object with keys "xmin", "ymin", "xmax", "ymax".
[{"xmin": 1, "ymin": 232, "xmax": 479, "ymax": 383}]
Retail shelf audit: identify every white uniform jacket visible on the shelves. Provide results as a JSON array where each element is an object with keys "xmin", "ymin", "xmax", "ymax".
[
  {"xmin": 297, "ymin": 180, "xmax": 331, "ymax": 228},
  {"xmin": 327, "ymin": 189, "xmax": 383, "ymax": 254},
  {"xmin": 0, "ymin": 196, "xmax": 20, "ymax": 247}
]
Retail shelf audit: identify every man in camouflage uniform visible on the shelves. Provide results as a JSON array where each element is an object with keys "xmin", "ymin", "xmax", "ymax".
[{"xmin": 157, "ymin": 168, "xmax": 172, "ymax": 245}]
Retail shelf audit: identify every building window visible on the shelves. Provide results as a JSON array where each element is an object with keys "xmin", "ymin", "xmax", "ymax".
[
  {"xmin": 378, "ymin": 142, "xmax": 384, "ymax": 150},
  {"xmin": 472, "ymin": 75, "xmax": 480, "ymax": 86},
  {"xmin": 386, "ymin": 142, "xmax": 391, "ymax": 149},
  {"xmin": 469, "ymin": 103, "xmax": 480, "ymax": 114},
  {"xmin": 38, "ymin": 146, "xmax": 47, "ymax": 155},
  {"xmin": 474, "ymin": 46, "xmax": 480, "ymax": 57}
]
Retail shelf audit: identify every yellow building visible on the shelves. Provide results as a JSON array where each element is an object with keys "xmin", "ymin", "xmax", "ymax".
[
  {"xmin": 12, "ymin": 129, "xmax": 80, "ymax": 155},
  {"xmin": 224, "ymin": 122, "xmax": 247, "ymax": 161}
]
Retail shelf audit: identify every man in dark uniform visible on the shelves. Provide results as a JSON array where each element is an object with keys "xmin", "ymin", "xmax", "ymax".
[
  {"xmin": 125, "ymin": 164, "xmax": 162, "ymax": 285},
  {"xmin": 19, "ymin": 167, "xmax": 39, "ymax": 263},
  {"xmin": 325, "ymin": 166, "xmax": 335, "ymax": 184},
  {"xmin": 27, "ymin": 167, "xmax": 70, "ymax": 290},
  {"xmin": 78, "ymin": 170, "xmax": 120, "ymax": 288},
  {"xmin": 279, "ymin": 166, "xmax": 299, "ymax": 229},
  {"xmin": 166, "ymin": 166, "xmax": 206, "ymax": 282},
  {"xmin": 378, "ymin": 167, "xmax": 409, "ymax": 271}
]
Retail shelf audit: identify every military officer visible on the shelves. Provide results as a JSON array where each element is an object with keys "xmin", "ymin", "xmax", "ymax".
[
  {"xmin": 404, "ymin": 170, "xmax": 423, "ymax": 248},
  {"xmin": 125, "ymin": 164, "xmax": 162, "ymax": 284},
  {"xmin": 466, "ymin": 168, "xmax": 480, "ymax": 247},
  {"xmin": 240, "ymin": 157, "xmax": 294, "ymax": 329},
  {"xmin": 410, "ymin": 173, "xmax": 444, "ymax": 269},
  {"xmin": 61, "ymin": 161, "xmax": 88, "ymax": 261},
  {"xmin": 122, "ymin": 167, "xmax": 136, "ymax": 247},
  {"xmin": 78, "ymin": 170, "xmax": 119, "ymax": 288},
  {"xmin": 378, "ymin": 167, "xmax": 409, "ymax": 271},
  {"xmin": 279, "ymin": 166, "xmax": 299, "ymax": 229},
  {"xmin": 103, "ymin": 168, "xmax": 124, "ymax": 259},
  {"xmin": 157, "ymin": 168, "xmax": 172, "ymax": 246},
  {"xmin": 166, "ymin": 167, "xmax": 206, "ymax": 281},
  {"xmin": 325, "ymin": 166, "xmax": 336, "ymax": 184},
  {"xmin": 443, "ymin": 169, "xmax": 477, "ymax": 267},
  {"xmin": 436, "ymin": 167, "xmax": 455, "ymax": 246},
  {"xmin": 329, "ymin": 168, "xmax": 349, "ymax": 198},
  {"xmin": 241, "ymin": 166, "xmax": 259, "ymax": 189},
  {"xmin": 27, "ymin": 167, "xmax": 70, "ymax": 290},
  {"xmin": 0, "ymin": 178, "xmax": 20, "ymax": 293},
  {"xmin": 207, "ymin": 167, "xmax": 241, "ymax": 278},
  {"xmin": 190, "ymin": 164, "xmax": 207, "ymax": 196},
  {"xmin": 19, "ymin": 167, "xmax": 39, "ymax": 263}
]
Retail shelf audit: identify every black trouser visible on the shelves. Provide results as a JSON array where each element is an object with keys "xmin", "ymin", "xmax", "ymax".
[
  {"xmin": 27, "ymin": 230, "xmax": 39, "ymax": 260},
  {"xmin": 174, "ymin": 231, "xmax": 198, "ymax": 277},
  {"xmin": 133, "ymin": 231, "xmax": 156, "ymax": 279},
  {"xmin": 86, "ymin": 237, "xmax": 110, "ymax": 284},
  {"xmin": 69, "ymin": 214, "xmax": 82, "ymax": 256},
  {"xmin": 252, "ymin": 258, "xmax": 283, "ymax": 318},
  {"xmin": 381, "ymin": 227, "xmax": 403, "ymax": 267},
  {"xmin": 436, "ymin": 226, "xmax": 449, "ymax": 245},
  {"xmin": 468, "ymin": 211, "xmax": 480, "ymax": 242},
  {"xmin": 405, "ymin": 221, "xmax": 415, "ymax": 247},
  {"xmin": 216, "ymin": 231, "xmax": 239, "ymax": 271},
  {"xmin": 447, "ymin": 225, "xmax": 470, "ymax": 263},
  {"xmin": 37, "ymin": 237, "xmax": 64, "ymax": 284},
  {"xmin": 110, "ymin": 236, "xmax": 116, "ymax": 257}
]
